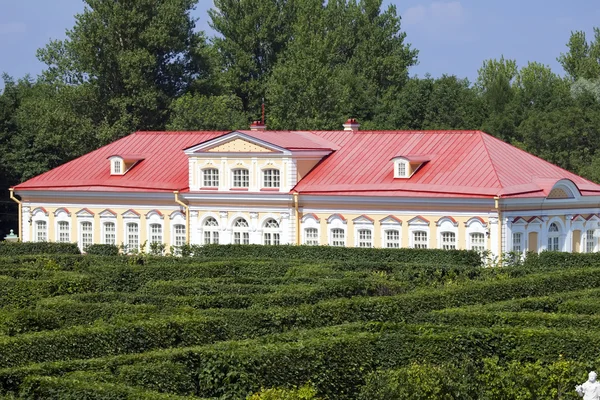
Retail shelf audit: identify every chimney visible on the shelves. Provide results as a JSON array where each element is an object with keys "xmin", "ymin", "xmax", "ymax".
[
  {"xmin": 343, "ymin": 118, "xmax": 360, "ymax": 132},
  {"xmin": 250, "ymin": 120, "xmax": 266, "ymax": 131}
]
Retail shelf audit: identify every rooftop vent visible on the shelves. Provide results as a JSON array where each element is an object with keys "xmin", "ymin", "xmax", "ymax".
[
  {"xmin": 343, "ymin": 118, "xmax": 360, "ymax": 131},
  {"xmin": 250, "ymin": 121, "xmax": 266, "ymax": 131}
]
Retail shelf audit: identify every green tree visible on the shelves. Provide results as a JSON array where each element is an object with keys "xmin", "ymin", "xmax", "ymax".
[
  {"xmin": 37, "ymin": 0, "xmax": 212, "ymax": 142},
  {"xmin": 558, "ymin": 29, "xmax": 600, "ymax": 81},
  {"xmin": 209, "ymin": 0, "xmax": 297, "ymax": 117},
  {"xmin": 167, "ymin": 93, "xmax": 248, "ymax": 131},
  {"xmin": 266, "ymin": 0, "xmax": 417, "ymax": 129}
]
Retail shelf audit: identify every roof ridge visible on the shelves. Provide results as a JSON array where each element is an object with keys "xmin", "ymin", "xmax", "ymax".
[{"xmin": 478, "ymin": 131, "xmax": 503, "ymax": 191}]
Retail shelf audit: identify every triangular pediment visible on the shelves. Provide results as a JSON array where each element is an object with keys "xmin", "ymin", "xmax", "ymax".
[
  {"xmin": 99, "ymin": 209, "xmax": 117, "ymax": 218},
  {"xmin": 184, "ymin": 132, "xmax": 288, "ymax": 155},
  {"xmin": 353, "ymin": 215, "xmax": 374, "ymax": 225},
  {"xmin": 380, "ymin": 215, "xmax": 402, "ymax": 225},
  {"xmin": 76, "ymin": 208, "xmax": 94, "ymax": 218},
  {"xmin": 122, "ymin": 209, "xmax": 141, "ymax": 219},
  {"xmin": 408, "ymin": 216, "xmax": 429, "ymax": 226}
]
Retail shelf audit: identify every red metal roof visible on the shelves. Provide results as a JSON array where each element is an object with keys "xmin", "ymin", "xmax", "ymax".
[{"xmin": 14, "ymin": 129, "xmax": 600, "ymax": 199}]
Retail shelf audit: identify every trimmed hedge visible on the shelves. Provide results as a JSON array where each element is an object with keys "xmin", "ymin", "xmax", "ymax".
[
  {"xmin": 0, "ymin": 242, "xmax": 80, "ymax": 256},
  {"xmin": 85, "ymin": 244, "xmax": 120, "ymax": 256}
]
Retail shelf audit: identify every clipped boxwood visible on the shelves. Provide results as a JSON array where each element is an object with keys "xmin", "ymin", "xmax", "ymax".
[
  {"xmin": 85, "ymin": 244, "xmax": 120, "ymax": 256},
  {"xmin": 0, "ymin": 242, "xmax": 80, "ymax": 256}
]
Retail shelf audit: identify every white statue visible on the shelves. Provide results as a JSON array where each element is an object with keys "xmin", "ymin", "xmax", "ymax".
[{"xmin": 576, "ymin": 371, "xmax": 600, "ymax": 400}]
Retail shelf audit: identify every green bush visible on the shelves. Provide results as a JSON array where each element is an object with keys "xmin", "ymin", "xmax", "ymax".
[
  {"xmin": 0, "ymin": 242, "xmax": 80, "ymax": 256},
  {"xmin": 85, "ymin": 244, "xmax": 120, "ymax": 256},
  {"xmin": 247, "ymin": 384, "xmax": 322, "ymax": 400}
]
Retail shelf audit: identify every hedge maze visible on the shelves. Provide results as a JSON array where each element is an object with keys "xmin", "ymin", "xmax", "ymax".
[{"xmin": 0, "ymin": 245, "xmax": 599, "ymax": 399}]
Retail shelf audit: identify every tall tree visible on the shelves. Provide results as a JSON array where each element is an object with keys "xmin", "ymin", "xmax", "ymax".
[
  {"xmin": 266, "ymin": 0, "xmax": 417, "ymax": 129},
  {"xmin": 209, "ymin": 0, "xmax": 297, "ymax": 117},
  {"xmin": 37, "ymin": 0, "xmax": 212, "ymax": 142},
  {"xmin": 558, "ymin": 29, "xmax": 600, "ymax": 81}
]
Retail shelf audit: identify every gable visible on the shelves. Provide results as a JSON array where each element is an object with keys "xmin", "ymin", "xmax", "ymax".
[{"xmin": 207, "ymin": 138, "xmax": 274, "ymax": 153}]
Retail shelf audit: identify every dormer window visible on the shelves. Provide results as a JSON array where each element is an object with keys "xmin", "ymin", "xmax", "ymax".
[
  {"xmin": 108, "ymin": 154, "xmax": 144, "ymax": 176},
  {"xmin": 203, "ymin": 168, "xmax": 219, "ymax": 187},
  {"xmin": 392, "ymin": 155, "xmax": 430, "ymax": 179}
]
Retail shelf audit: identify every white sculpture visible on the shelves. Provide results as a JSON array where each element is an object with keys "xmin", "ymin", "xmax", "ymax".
[{"xmin": 576, "ymin": 371, "xmax": 600, "ymax": 400}]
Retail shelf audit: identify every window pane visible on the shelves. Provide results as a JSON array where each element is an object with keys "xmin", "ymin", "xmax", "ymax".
[
  {"xmin": 104, "ymin": 222, "xmax": 116, "ymax": 245},
  {"xmin": 174, "ymin": 224, "xmax": 186, "ymax": 246},
  {"xmin": 386, "ymin": 230, "xmax": 400, "ymax": 248},
  {"xmin": 441, "ymin": 232, "xmax": 456, "ymax": 250},
  {"xmin": 203, "ymin": 169, "xmax": 219, "ymax": 187},
  {"xmin": 127, "ymin": 223, "xmax": 139, "ymax": 251},
  {"xmin": 150, "ymin": 223, "xmax": 162, "ymax": 244},
  {"xmin": 358, "ymin": 229, "xmax": 372, "ymax": 248},
  {"xmin": 586, "ymin": 229, "xmax": 595, "ymax": 253},
  {"xmin": 263, "ymin": 169, "xmax": 280, "ymax": 188},
  {"xmin": 413, "ymin": 231, "xmax": 428, "ymax": 249},
  {"xmin": 470, "ymin": 232, "xmax": 485, "ymax": 252},
  {"xmin": 512, "ymin": 232, "xmax": 522, "ymax": 253},
  {"xmin": 233, "ymin": 169, "xmax": 249, "ymax": 188},
  {"xmin": 36, "ymin": 221, "xmax": 47, "ymax": 242},
  {"xmin": 331, "ymin": 228, "xmax": 345, "ymax": 247},
  {"xmin": 305, "ymin": 228, "xmax": 319, "ymax": 245},
  {"xmin": 58, "ymin": 221, "xmax": 70, "ymax": 243},
  {"xmin": 81, "ymin": 222, "xmax": 93, "ymax": 250}
]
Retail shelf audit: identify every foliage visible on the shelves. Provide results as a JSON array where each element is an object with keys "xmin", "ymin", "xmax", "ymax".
[
  {"xmin": 247, "ymin": 384, "xmax": 321, "ymax": 400},
  {"xmin": 85, "ymin": 244, "xmax": 120, "ymax": 256},
  {"xmin": 0, "ymin": 242, "xmax": 80, "ymax": 256}
]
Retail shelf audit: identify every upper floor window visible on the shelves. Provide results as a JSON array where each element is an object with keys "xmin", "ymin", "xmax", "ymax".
[
  {"xmin": 113, "ymin": 160, "xmax": 121, "ymax": 174},
  {"xmin": 232, "ymin": 169, "xmax": 250, "ymax": 188},
  {"xmin": 203, "ymin": 168, "xmax": 219, "ymax": 187},
  {"xmin": 263, "ymin": 169, "xmax": 280, "ymax": 188}
]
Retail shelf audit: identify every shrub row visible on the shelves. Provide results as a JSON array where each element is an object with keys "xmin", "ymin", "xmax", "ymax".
[
  {"xmin": 358, "ymin": 358, "xmax": 589, "ymax": 400},
  {"xmin": 0, "ymin": 273, "xmax": 94, "ymax": 308},
  {"xmin": 0, "ymin": 316, "xmax": 225, "ymax": 368},
  {"xmin": 4, "ymin": 322, "xmax": 600, "ymax": 399},
  {"xmin": 186, "ymin": 244, "xmax": 483, "ymax": 266},
  {"xmin": 0, "ymin": 242, "xmax": 80, "ymax": 256},
  {"xmin": 84, "ymin": 244, "xmax": 120, "ymax": 256}
]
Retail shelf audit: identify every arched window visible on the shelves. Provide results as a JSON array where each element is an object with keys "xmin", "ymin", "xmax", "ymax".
[
  {"xmin": 413, "ymin": 231, "xmax": 428, "ymax": 249},
  {"xmin": 103, "ymin": 222, "xmax": 116, "ymax": 245},
  {"xmin": 149, "ymin": 223, "xmax": 162, "ymax": 245},
  {"xmin": 548, "ymin": 222, "xmax": 560, "ymax": 251},
  {"xmin": 203, "ymin": 168, "xmax": 219, "ymax": 187},
  {"xmin": 173, "ymin": 224, "xmax": 186, "ymax": 247},
  {"xmin": 263, "ymin": 169, "xmax": 280, "ymax": 188},
  {"xmin": 357, "ymin": 229, "xmax": 373, "ymax": 248},
  {"xmin": 80, "ymin": 221, "xmax": 93, "ymax": 250},
  {"xmin": 233, "ymin": 218, "xmax": 249, "ymax": 244},
  {"xmin": 304, "ymin": 228, "xmax": 319, "ymax": 245},
  {"xmin": 57, "ymin": 221, "xmax": 70, "ymax": 243},
  {"xmin": 232, "ymin": 169, "xmax": 250, "ymax": 188},
  {"xmin": 203, "ymin": 217, "xmax": 219, "ymax": 244},
  {"xmin": 263, "ymin": 218, "xmax": 280, "ymax": 245},
  {"xmin": 331, "ymin": 228, "xmax": 345, "ymax": 247},
  {"xmin": 35, "ymin": 221, "xmax": 47, "ymax": 242}
]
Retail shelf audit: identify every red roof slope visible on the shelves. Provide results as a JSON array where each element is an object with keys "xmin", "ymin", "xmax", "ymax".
[
  {"xmin": 15, "ymin": 131, "xmax": 226, "ymax": 192},
  {"xmin": 15, "ymin": 129, "xmax": 600, "ymax": 198}
]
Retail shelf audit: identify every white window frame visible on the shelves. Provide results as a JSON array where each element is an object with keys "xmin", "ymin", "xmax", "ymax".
[
  {"xmin": 465, "ymin": 217, "xmax": 487, "ymax": 252},
  {"xmin": 35, "ymin": 220, "xmax": 48, "ymax": 242},
  {"xmin": 353, "ymin": 215, "xmax": 374, "ymax": 248},
  {"xmin": 54, "ymin": 209, "xmax": 71, "ymax": 243},
  {"xmin": 169, "ymin": 211, "xmax": 187, "ymax": 248},
  {"xmin": 408, "ymin": 216, "xmax": 430, "ymax": 249},
  {"xmin": 202, "ymin": 168, "xmax": 219, "ymax": 187},
  {"xmin": 584, "ymin": 216, "xmax": 600, "ymax": 253},
  {"xmin": 437, "ymin": 217, "xmax": 459, "ymax": 250},
  {"xmin": 380, "ymin": 216, "xmax": 402, "ymax": 248},
  {"xmin": 125, "ymin": 222, "xmax": 140, "ymax": 253},
  {"xmin": 393, "ymin": 158, "xmax": 410, "ymax": 178},
  {"xmin": 232, "ymin": 217, "xmax": 250, "ymax": 244},
  {"xmin": 357, "ymin": 229, "xmax": 373, "ymax": 248},
  {"xmin": 79, "ymin": 221, "xmax": 94, "ymax": 251},
  {"xmin": 31, "ymin": 208, "xmax": 49, "ymax": 242},
  {"xmin": 202, "ymin": 216, "xmax": 220, "ymax": 245},
  {"xmin": 412, "ymin": 230, "xmax": 429, "ymax": 249},
  {"xmin": 262, "ymin": 218, "xmax": 281, "ymax": 245},
  {"xmin": 103, "ymin": 221, "xmax": 117, "ymax": 245},
  {"xmin": 302, "ymin": 214, "xmax": 321, "ymax": 245},
  {"xmin": 145, "ymin": 211, "xmax": 164, "ymax": 252},
  {"xmin": 262, "ymin": 168, "xmax": 281, "ymax": 188},
  {"xmin": 327, "ymin": 214, "xmax": 347, "ymax": 247},
  {"xmin": 545, "ymin": 218, "xmax": 565, "ymax": 252},
  {"xmin": 232, "ymin": 168, "xmax": 250, "ymax": 188},
  {"xmin": 110, "ymin": 156, "xmax": 124, "ymax": 175}
]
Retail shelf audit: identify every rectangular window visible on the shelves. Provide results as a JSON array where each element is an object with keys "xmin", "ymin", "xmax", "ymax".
[
  {"xmin": 264, "ymin": 232, "xmax": 280, "ymax": 245},
  {"xmin": 357, "ymin": 229, "xmax": 372, "ymax": 248},
  {"xmin": 331, "ymin": 228, "xmax": 345, "ymax": 247},
  {"xmin": 234, "ymin": 232, "xmax": 250, "ymax": 245},
  {"xmin": 233, "ymin": 169, "xmax": 249, "ymax": 188},
  {"xmin": 104, "ymin": 222, "xmax": 116, "ymax": 245},
  {"xmin": 470, "ymin": 233, "xmax": 485, "ymax": 252},
  {"xmin": 512, "ymin": 232, "xmax": 522, "ymax": 253},
  {"xmin": 263, "ymin": 169, "xmax": 280, "ymax": 188},
  {"xmin": 203, "ymin": 168, "xmax": 219, "ymax": 187},
  {"xmin": 204, "ymin": 231, "xmax": 219, "ymax": 245},
  {"xmin": 413, "ymin": 231, "xmax": 428, "ymax": 249},
  {"xmin": 386, "ymin": 230, "xmax": 400, "ymax": 248},
  {"xmin": 113, "ymin": 160, "xmax": 121, "ymax": 174},
  {"xmin": 441, "ymin": 232, "xmax": 456, "ymax": 250},
  {"xmin": 126, "ymin": 223, "xmax": 139, "ymax": 252},
  {"xmin": 548, "ymin": 236, "xmax": 559, "ymax": 251},
  {"xmin": 586, "ymin": 230, "xmax": 595, "ymax": 253},
  {"xmin": 174, "ymin": 224, "xmax": 186, "ymax": 247},
  {"xmin": 305, "ymin": 228, "xmax": 319, "ymax": 245},
  {"xmin": 398, "ymin": 162, "xmax": 406, "ymax": 177},
  {"xmin": 58, "ymin": 221, "xmax": 70, "ymax": 243},
  {"xmin": 150, "ymin": 224, "xmax": 162, "ymax": 244},
  {"xmin": 36, "ymin": 221, "xmax": 47, "ymax": 242},
  {"xmin": 81, "ymin": 222, "xmax": 93, "ymax": 250}
]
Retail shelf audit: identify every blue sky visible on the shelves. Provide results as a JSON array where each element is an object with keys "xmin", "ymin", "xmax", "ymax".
[{"xmin": 0, "ymin": 0, "xmax": 599, "ymax": 86}]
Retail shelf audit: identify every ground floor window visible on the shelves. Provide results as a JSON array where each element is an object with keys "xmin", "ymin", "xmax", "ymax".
[
  {"xmin": 385, "ymin": 230, "xmax": 400, "ymax": 248},
  {"xmin": 469, "ymin": 232, "xmax": 485, "ymax": 252},
  {"xmin": 126, "ymin": 223, "xmax": 139, "ymax": 252},
  {"xmin": 441, "ymin": 232, "xmax": 456, "ymax": 250},
  {"xmin": 413, "ymin": 231, "xmax": 428, "ymax": 249},
  {"xmin": 104, "ymin": 222, "xmax": 116, "ymax": 245},
  {"xmin": 81, "ymin": 222, "xmax": 93, "ymax": 250},
  {"xmin": 233, "ymin": 218, "xmax": 250, "ymax": 244},
  {"xmin": 58, "ymin": 221, "xmax": 70, "ymax": 243},
  {"xmin": 150, "ymin": 223, "xmax": 162, "ymax": 244},
  {"xmin": 586, "ymin": 229, "xmax": 596, "ymax": 253},
  {"xmin": 304, "ymin": 228, "xmax": 319, "ymax": 245},
  {"xmin": 331, "ymin": 228, "xmax": 345, "ymax": 247},
  {"xmin": 174, "ymin": 224, "xmax": 186, "ymax": 247},
  {"xmin": 36, "ymin": 221, "xmax": 47, "ymax": 242},
  {"xmin": 357, "ymin": 229, "xmax": 373, "ymax": 247},
  {"xmin": 512, "ymin": 232, "xmax": 523, "ymax": 253}
]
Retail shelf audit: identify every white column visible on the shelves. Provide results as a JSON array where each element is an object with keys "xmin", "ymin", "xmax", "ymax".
[
  {"xmin": 22, "ymin": 206, "xmax": 31, "ymax": 242},
  {"xmin": 280, "ymin": 212, "xmax": 291, "ymax": 244},
  {"xmin": 219, "ymin": 211, "xmax": 230, "ymax": 244},
  {"xmin": 541, "ymin": 216, "xmax": 549, "ymax": 251},
  {"xmin": 250, "ymin": 212, "xmax": 260, "ymax": 244},
  {"xmin": 189, "ymin": 210, "xmax": 199, "ymax": 245},
  {"xmin": 489, "ymin": 216, "xmax": 499, "ymax": 258},
  {"xmin": 565, "ymin": 215, "xmax": 573, "ymax": 252}
]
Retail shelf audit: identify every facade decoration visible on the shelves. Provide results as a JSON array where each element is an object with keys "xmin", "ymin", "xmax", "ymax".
[{"xmin": 10, "ymin": 120, "xmax": 600, "ymax": 257}]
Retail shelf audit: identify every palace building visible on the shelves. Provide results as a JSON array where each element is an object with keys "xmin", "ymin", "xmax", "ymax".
[{"xmin": 10, "ymin": 120, "xmax": 600, "ymax": 256}]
